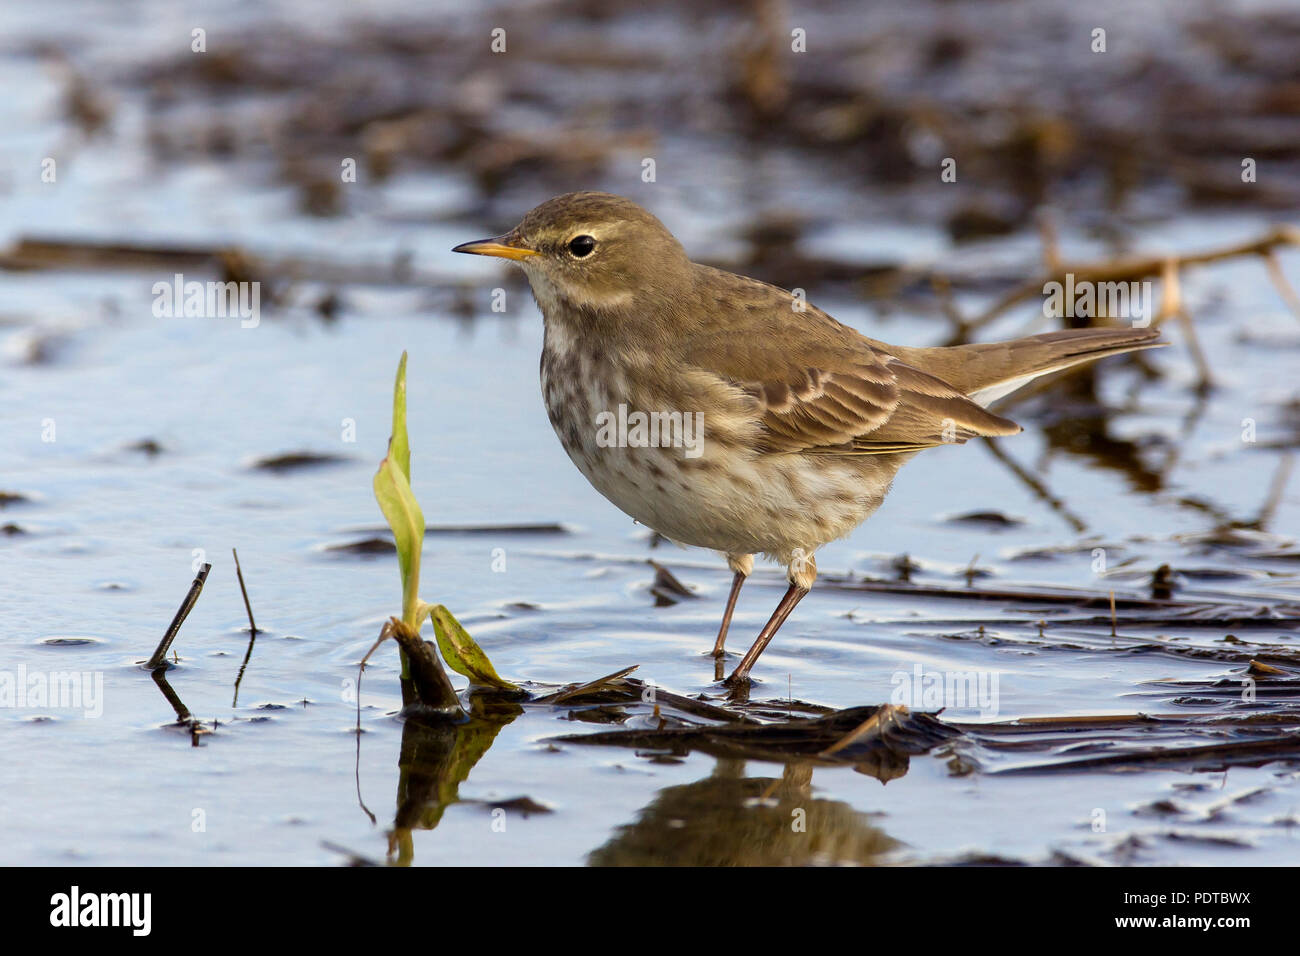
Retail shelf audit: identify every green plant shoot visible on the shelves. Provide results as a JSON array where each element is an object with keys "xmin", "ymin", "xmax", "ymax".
[
  {"xmin": 373, "ymin": 352, "xmax": 517, "ymax": 691},
  {"xmin": 373, "ymin": 352, "xmax": 422, "ymax": 629}
]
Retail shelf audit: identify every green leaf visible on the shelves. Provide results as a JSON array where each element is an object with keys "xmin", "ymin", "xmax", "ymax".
[
  {"xmin": 430, "ymin": 604, "xmax": 518, "ymax": 690},
  {"xmin": 372, "ymin": 351, "xmax": 515, "ymax": 691},
  {"xmin": 390, "ymin": 351, "xmax": 411, "ymax": 483},
  {"xmin": 373, "ymin": 352, "xmax": 423, "ymax": 627}
]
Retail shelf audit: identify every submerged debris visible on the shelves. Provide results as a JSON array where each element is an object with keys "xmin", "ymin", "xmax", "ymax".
[
  {"xmin": 649, "ymin": 560, "xmax": 697, "ymax": 605},
  {"xmin": 556, "ymin": 698, "xmax": 959, "ymax": 782},
  {"xmin": 249, "ymin": 451, "xmax": 351, "ymax": 473}
]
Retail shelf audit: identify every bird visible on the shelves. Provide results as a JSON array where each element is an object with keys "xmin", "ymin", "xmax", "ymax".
[{"xmin": 454, "ymin": 191, "xmax": 1162, "ymax": 687}]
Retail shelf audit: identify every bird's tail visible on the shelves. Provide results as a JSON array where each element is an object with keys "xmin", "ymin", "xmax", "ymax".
[{"xmin": 898, "ymin": 327, "xmax": 1165, "ymax": 408}]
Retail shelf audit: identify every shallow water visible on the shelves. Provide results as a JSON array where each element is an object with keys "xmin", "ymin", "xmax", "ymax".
[{"xmin": 3, "ymin": 0, "xmax": 1300, "ymax": 866}]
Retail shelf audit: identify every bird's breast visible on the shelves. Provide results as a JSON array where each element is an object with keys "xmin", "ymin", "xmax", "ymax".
[{"xmin": 538, "ymin": 325, "xmax": 896, "ymax": 559}]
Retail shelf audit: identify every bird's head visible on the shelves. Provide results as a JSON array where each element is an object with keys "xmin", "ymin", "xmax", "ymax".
[{"xmin": 453, "ymin": 191, "xmax": 692, "ymax": 316}]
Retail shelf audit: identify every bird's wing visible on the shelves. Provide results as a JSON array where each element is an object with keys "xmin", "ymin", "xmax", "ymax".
[
  {"xmin": 680, "ymin": 271, "xmax": 1021, "ymax": 455},
  {"xmin": 738, "ymin": 355, "xmax": 1022, "ymax": 455}
]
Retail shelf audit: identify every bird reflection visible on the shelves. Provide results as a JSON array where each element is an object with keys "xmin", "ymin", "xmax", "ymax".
[{"xmin": 588, "ymin": 758, "xmax": 899, "ymax": 866}]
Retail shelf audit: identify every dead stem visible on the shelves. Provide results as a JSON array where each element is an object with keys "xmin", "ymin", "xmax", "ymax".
[
  {"xmin": 231, "ymin": 548, "xmax": 258, "ymax": 635},
  {"xmin": 355, "ymin": 617, "xmax": 463, "ymax": 725},
  {"xmin": 1154, "ymin": 257, "xmax": 1215, "ymax": 391},
  {"xmin": 145, "ymin": 562, "xmax": 212, "ymax": 669},
  {"xmin": 944, "ymin": 224, "xmax": 1300, "ymax": 345},
  {"xmin": 533, "ymin": 665, "xmax": 640, "ymax": 705},
  {"xmin": 1248, "ymin": 453, "xmax": 1294, "ymax": 531},
  {"xmin": 354, "ymin": 621, "xmax": 395, "ymax": 738},
  {"xmin": 229, "ymin": 549, "xmax": 260, "ymax": 708},
  {"xmin": 231, "ymin": 630, "xmax": 258, "ymax": 709},
  {"xmin": 980, "ymin": 437, "xmax": 1088, "ymax": 534},
  {"xmin": 1263, "ymin": 250, "xmax": 1300, "ymax": 320}
]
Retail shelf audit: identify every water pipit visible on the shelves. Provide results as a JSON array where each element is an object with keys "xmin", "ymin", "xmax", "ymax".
[{"xmin": 454, "ymin": 192, "xmax": 1162, "ymax": 686}]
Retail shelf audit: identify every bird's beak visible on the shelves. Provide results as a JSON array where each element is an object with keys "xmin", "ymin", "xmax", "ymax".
[{"xmin": 451, "ymin": 233, "xmax": 539, "ymax": 261}]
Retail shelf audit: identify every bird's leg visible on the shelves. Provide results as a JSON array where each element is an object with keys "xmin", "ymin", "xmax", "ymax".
[
  {"xmin": 724, "ymin": 585, "xmax": 807, "ymax": 686},
  {"xmin": 725, "ymin": 551, "xmax": 816, "ymax": 686},
  {"xmin": 710, "ymin": 553, "xmax": 754, "ymax": 658}
]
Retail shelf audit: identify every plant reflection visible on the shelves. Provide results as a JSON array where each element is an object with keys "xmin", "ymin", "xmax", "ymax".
[{"xmin": 385, "ymin": 690, "xmax": 523, "ymax": 866}]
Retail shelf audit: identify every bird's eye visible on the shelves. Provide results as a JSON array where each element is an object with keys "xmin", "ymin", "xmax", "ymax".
[{"xmin": 567, "ymin": 235, "xmax": 596, "ymax": 258}]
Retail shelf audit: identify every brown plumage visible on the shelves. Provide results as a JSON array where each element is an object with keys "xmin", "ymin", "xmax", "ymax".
[{"xmin": 455, "ymin": 191, "xmax": 1163, "ymax": 686}]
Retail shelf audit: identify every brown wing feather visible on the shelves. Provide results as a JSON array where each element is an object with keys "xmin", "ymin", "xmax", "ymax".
[
  {"xmin": 752, "ymin": 359, "xmax": 1019, "ymax": 455},
  {"xmin": 751, "ymin": 361, "xmax": 901, "ymax": 452},
  {"xmin": 678, "ymin": 267, "xmax": 1021, "ymax": 456}
]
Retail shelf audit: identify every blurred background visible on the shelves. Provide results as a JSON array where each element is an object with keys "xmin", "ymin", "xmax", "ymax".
[{"xmin": 2, "ymin": 0, "xmax": 1299, "ymax": 866}]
